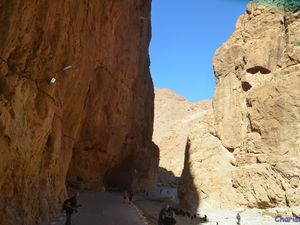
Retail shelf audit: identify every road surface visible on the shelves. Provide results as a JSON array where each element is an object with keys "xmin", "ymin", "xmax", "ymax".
[{"xmin": 43, "ymin": 191, "xmax": 146, "ymax": 225}]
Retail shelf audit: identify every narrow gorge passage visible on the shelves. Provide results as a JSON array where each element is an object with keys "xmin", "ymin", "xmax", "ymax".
[{"xmin": 1, "ymin": 0, "xmax": 300, "ymax": 224}]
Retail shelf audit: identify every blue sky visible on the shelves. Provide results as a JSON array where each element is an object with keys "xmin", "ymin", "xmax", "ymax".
[{"xmin": 150, "ymin": 0, "xmax": 248, "ymax": 102}]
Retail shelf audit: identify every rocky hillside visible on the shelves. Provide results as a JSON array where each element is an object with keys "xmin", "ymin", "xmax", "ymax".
[
  {"xmin": 153, "ymin": 88, "xmax": 211, "ymax": 179},
  {"xmin": 179, "ymin": 0, "xmax": 300, "ymax": 214},
  {"xmin": 0, "ymin": 1, "xmax": 158, "ymax": 225}
]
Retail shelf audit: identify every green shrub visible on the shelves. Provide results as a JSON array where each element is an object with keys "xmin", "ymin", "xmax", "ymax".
[{"xmin": 294, "ymin": 40, "xmax": 300, "ymax": 47}]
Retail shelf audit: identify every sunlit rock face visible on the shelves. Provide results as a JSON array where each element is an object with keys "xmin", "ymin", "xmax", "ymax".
[
  {"xmin": 153, "ymin": 88, "xmax": 211, "ymax": 182},
  {"xmin": 179, "ymin": 0, "xmax": 300, "ymax": 211},
  {"xmin": 0, "ymin": 1, "xmax": 157, "ymax": 225}
]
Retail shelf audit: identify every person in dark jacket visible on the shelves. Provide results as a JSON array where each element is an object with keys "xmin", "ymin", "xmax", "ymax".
[
  {"xmin": 128, "ymin": 190, "xmax": 134, "ymax": 204},
  {"xmin": 158, "ymin": 204, "xmax": 176, "ymax": 225},
  {"xmin": 236, "ymin": 213, "xmax": 241, "ymax": 225},
  {"xmin": 64, "ymin": 192, "xmax": 81, "ymax": 225}
]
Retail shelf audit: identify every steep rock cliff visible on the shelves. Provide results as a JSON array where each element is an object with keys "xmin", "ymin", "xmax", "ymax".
[
  {"xmin": 0, "ymin": 1, "xmax": 157, "ymax": 225},
  {"xmin": 179, "ymin": 0, "xmax": 300, "ymax": 212},
  {"xmin": 153, "ymin": 88, "xmax": 211, "ymax": 187}
]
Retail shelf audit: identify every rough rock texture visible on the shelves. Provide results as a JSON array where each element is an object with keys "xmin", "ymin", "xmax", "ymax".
[
  {"xmin": 153, "ymin": 88, "xmax": 211, "ymax": 187},
  {"xmin": 178, "ymin": 110, "xmax": 236, "ymax": 211},
  {"xmin": 0, "ymin": 1, "xmax": 157, "ymax": 225},
  {"xmin": 179, "ymin": 0, "xmax": 300, "ymax": 212}
]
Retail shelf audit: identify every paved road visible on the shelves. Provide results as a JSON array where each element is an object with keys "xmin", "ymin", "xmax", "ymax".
[{"xmin": 44, "ymin": 191, "xmax": 146, "ymax": 225}]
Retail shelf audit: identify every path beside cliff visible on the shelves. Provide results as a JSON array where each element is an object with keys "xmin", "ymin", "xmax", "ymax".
[
  {"xmin": 42, "ymin": 191, "xmax": 145, "ymax": 225},
  {"xmin": 41, "ymin": 191, "xmax": 299, "ymax": 225}
]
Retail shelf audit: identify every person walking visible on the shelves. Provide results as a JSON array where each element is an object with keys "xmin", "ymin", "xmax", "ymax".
[
  {"xmin": 158, "ymin": 204, "xmax": 167, "ymax": 225},
  {"xmin": 123, "ymin": 190, "xmax": 129, "ymax": 203},
  {"xmin": 63, "ymin": 192, "xmax": 81, "ymax": 225},
  {"xmin": 128, "ymin": 190, "xmax": 133, "ymax": 204},
  {"xmin": 236, "ymin": 212, "xmax": 241, "ymax": 225}
]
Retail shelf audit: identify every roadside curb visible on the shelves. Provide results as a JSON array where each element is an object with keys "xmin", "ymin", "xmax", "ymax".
[{"xmin": 132, "ymin": 202, "xmax": 152, "ymax": 225}]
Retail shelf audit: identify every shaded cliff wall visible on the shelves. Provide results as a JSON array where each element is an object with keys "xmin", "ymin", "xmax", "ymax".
[
  {"xmin": 66, "ymin": 0, "xmax": 158, "ymax": 192},
  {"xmin": 0, "ymin": 1, "xmax": 157, "ymax": 225},
  {"xmin": 179, "ymin": 0, "xmax": 300, "ymax": 212}
]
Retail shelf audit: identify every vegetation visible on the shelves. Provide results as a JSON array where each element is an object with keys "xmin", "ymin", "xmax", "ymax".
[{"xmin": 294, "ymin": 40, "xmax": 300, "ymax": 47}]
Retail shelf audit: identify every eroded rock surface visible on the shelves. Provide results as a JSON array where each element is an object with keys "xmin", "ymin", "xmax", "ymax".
[
  {"xmin": 153, "ymin": 88, "xmax": 211, "ymax": 187},
  {"xmin": 179, "ymin": 0, "xmax": 300, "ymax": 211},
  {"xmin": 0, "ymin": 1, "xmax": 157, "ymax": 225}
]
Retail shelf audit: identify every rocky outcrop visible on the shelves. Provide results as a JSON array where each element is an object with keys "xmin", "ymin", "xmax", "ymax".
[
  {"xmin": 179, "ymin": 0, "xmax": 300, "ymax": 212},
  {"xmin": 178, "ymin": 110, "xmax": 237, "ymax": 211},
  {"xmin": 153, "ymin": 88, "xmax": 211, "ymax": 187},
  {"xmin": 0, "ymin": 1, "xmax": 157, "ymax": 225}
]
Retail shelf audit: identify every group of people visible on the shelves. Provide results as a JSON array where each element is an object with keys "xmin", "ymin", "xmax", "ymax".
[
  {"xmin": 123, "ymin": 190, "xmax": 134, "ymax": 204},
  {"xmin": 158, "ymin": 206, "xmax": 241, "ymax": 225},
  {"xmin": 169, "ymin": 207, "xmax": 202, "ymax": 220},
  {"xmin": 61, "ymin": 191, "xmax": 241, "ymax": 225},
  {"xmin": 157, "ymin": 205, "xmax": 210, "ymax": 225}
]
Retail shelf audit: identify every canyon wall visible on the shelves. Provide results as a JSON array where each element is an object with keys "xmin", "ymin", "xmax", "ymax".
[
  {"xmin": 153, "ymin": 88, "xmax": 210, "ymax": 187},
  {"xmin": 0, "ymin": 1, "xmax": 157, "ymax": 225},
  {"xmin": 179, "ymin": 0, "xmax": 300, "ymax": 213}
]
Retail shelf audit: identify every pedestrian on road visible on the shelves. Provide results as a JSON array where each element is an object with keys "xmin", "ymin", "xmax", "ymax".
[
  {"xmin": 63, "ymin": 192, "xmax": 81, "ymax": 225},
  {"xmin": 123, "ymin": 190, "xmax": 129, "ymax": 203},
  {"xmin": 128, "ymin": 190, "xmax": 133, "ymax": 204},
  {"xmin": 236, "ymin": 212, "xmax": 241, "ymax": 225},
  {"xmin": 158, "ymin": 204, "xmax": 176, "ymax": 225}
]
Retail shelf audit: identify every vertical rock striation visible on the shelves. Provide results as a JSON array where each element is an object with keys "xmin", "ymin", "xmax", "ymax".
[
  {"xmin": 179, "ymin": 0, "xmax": 300, "ymax": 212},
  {"xmin": 0, "ymin": 1, "xmax": 157, "ymax": 225}
]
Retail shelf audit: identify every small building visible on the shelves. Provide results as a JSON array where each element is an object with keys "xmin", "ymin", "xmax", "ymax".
[{"xmin": 159, "ymin": 188, "xmax": 177, "ymax": 198}]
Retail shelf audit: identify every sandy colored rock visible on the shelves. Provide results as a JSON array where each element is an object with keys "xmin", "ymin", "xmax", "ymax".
[
  {"xmin": 0, "ymin": 1, "xmax": 157, "ymax": 225},
  {"xmin": 178, "ymin": 110, "xmax": 237, "ymax": 211},
  {"xmin": 292, "ymin": 207, "xmax": 300, "ymax": 217},
  {"xmin": 153, "ymin": 88, "xmax": 211, "ymax": 181},
  {"xmin": 179, "ymin": 0, "xmax": 300, "ymax": 212}
]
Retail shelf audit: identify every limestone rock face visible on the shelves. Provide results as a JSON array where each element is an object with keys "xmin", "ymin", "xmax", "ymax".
[
  {"xmin": 178, "ymin": 110, "xmax": 236, "ymax": 211},
  {"xmin": 153, "ymin": 88, "xmax": 211, "ymax": 180},
  {"xmin": 179, "ymin": 1, "xmax": 300, "ymax": 211},
  {"xmin": 0, "ymin": 1, "xmax": 157, "ymax": 225}
]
